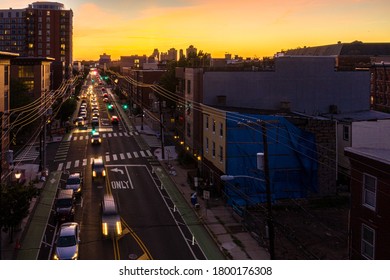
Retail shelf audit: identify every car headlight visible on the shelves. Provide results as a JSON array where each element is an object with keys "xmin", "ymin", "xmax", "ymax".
[
  {"xmin": 102, "ymin": 170, "xmax": 106, "ymax": 177},
  {"xmin": 102, "ymin": 223, "xmax": 108, "ymax": 236},
  {"xmin": 53, "ymin": 254, "xmax": 59, "ymax": 260},
  {"xmin": 72, "ymin": 252, "xmax": 78, "ymax": 260},
  {"xmin": 116, "ymin": 221, "xmax": 122, "ymax": 236},
  {"xmin": 93, "ymin": 170, "xmax": 96, "ymax": 177}
]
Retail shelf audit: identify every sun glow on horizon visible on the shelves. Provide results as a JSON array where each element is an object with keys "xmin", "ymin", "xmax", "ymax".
[{"xmin": 64, "ymin": 0, "xmax": 390, "ymax": 60}]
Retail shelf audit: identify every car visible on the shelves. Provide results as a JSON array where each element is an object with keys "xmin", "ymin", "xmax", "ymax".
[
  {"xmin": 101, "ymin": 195, "xmax": 122, "ymax": 238},
  {"xmin": 79, "ymin": 112, "xmax": 87, "ymax": 120},
  {"xmin": 64, "ymin": 172, "xmax": 83, "ymax": 196},
  {"xmin": 91, "ymin": 116, "xmax": 99, "ymax": 129},
  {"xmin": 92, "ymin": 157, "xmax": 106, "ymax": 179},
  {"xmin": 103, "ymin": 97, "xmax": 109, "ymax": 103},
  {"xmin": 91, "ymin": 131, "xmax": 101, "ymax": 145},
  {"xmin": 92, "ymin": 110, "xmax": 99, "ymax": 118},
  {"xmin": 53, "ymin": 222, "xmax": 80, "ymax": 260},
  {"xmin": 103, "ymin": 93, "xmax": 109, "ymax": 98},
  {"xmin": 75, "ymin": 116, "xmax": 85, "ymax": 127},
  {"xmin": 55, "ymin": 189, "xmax": 75, "ymax": 223},
  {"xmin": 111, "ymin": 116, "xmax": 119, "ymax": 124}
]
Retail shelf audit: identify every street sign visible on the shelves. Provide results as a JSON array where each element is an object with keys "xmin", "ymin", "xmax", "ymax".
[{"xmin": 203, "ymin": 190, "xmax": 210, "ymax": 200}]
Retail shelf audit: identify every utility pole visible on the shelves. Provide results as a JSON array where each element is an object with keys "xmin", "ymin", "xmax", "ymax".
[
  {"xmin": 159, "ymin": 100, "xmax": 165, "ymax": 160},
  {"xmin": 261, "ymin": 121, "xmax": 275, "ymax": 260}
]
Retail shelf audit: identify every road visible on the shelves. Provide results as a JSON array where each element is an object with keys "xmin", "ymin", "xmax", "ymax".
[{"xmin": 38, "ymin": 75, "xmax": 206, "ymax": 260}]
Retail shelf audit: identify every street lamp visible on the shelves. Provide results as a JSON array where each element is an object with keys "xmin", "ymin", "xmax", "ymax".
[{"xmin": 14, "ymin": 170, "xmax": 22, "ymax": 183}]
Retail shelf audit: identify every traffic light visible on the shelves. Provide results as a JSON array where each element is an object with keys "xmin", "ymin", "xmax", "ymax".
[
  {"xmin": 108, "ymin": 104, "xmax": 113, "ymax": 110},
  {"xmin": 122, "ymin": 104, "xmax": 128, "ymax": 110}
]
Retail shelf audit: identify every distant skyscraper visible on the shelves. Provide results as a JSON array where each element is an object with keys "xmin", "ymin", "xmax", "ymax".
[
  {"xmin": 151, "ymin": 48, "xmax": 159, "ymax": 61},
  {"xmin": 0, "ymin": 2, "xmax": 73, "ymax": 89},
  {"xmin": 186, "ymin": 45, "xmax": 197, "ymax": 57},
  {"xmin": 160, "ymin": 48, "xmax": 177, "ymax": 61}
]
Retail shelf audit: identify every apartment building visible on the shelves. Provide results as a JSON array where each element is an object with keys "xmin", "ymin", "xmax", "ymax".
[
  {"xmin": 345, "ymin": 147, "xmax": 390, "ymax": 259},
  {"xmin": 0, "ymin": 2, "xmax": 73, "ymax": 89},
  {"xmin": 0, "ymin": 51, "xmax": 19, "ymax": 174}
]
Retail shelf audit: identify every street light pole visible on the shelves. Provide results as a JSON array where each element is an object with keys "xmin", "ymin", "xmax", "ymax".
[
  {"xmin": 261, "ymin": 121, "xmax": 275, "ymax": 260},
  {"xmin": 159, "ymin": 100, "xmax": 165, "ymax": 160}
]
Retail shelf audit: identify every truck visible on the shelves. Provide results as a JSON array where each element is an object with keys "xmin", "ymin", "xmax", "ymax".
[{"xmin": 64, "ymin": 172, "xmax": 83, "ymax": 196}]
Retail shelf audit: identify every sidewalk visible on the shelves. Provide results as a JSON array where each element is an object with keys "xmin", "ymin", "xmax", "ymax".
[
  {"xmin": 136, "ymin": 124, "xmax": 269, "ymax": 260},
  {"xmin": 113, "ymin": 94, "xmax": 270, "ymax": 260}
]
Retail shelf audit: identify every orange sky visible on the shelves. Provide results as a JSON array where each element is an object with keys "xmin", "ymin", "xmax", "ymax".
[{"xmin": 4, "ymin": 0, "xmax": 390, "ymax": 60}]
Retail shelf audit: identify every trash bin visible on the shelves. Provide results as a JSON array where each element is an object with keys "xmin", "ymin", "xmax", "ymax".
[{"xmin": 190, "ymin": 193, "xmax": 197, "ymax": 206}]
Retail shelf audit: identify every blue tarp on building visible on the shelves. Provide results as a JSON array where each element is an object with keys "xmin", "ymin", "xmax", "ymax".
[{"xmin": 225, "ymin": 113, "xmax": 318, "ymax": 206}]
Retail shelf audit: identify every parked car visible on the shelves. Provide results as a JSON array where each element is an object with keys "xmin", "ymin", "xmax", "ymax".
[
  {"xmin": 64, "ymin": 172, "xmax": 83, "ymax": 196},
  {"xmin": 101, "ymin": 195, "xmax": 122, "ymax": 238},
  {"xmin": 53, "ymin": 222, "xmax": 80, "ymax": 260},
  {"xmin": 55, "ymin": 189, "xmax": 75, "ymax": 223}
]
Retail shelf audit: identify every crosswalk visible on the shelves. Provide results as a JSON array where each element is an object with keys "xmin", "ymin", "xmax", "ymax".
[
  {"xmin": 14, "ymin": 145, "xmax": 40, "ymax": 162},
  {"xmin": 71, "ymin": 131, "xmax": 139, "ymax": 142},
  {"xmin": 56, "ymin": 150, "xmax": 154, "ymax": 171}
]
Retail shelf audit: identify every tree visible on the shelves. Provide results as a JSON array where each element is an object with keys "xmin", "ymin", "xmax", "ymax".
[
  {"xmin": 57, "ymin": 98, "xmax": 77, "ymax": 122},
  {"xmin": 0, "ymin": 181, "xmax": 38, "ymax": 242}
]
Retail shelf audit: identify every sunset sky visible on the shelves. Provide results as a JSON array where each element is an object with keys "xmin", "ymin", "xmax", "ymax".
[{"xmin": 4, "ymin": 0, "xmax": 390, "ymax": 60}]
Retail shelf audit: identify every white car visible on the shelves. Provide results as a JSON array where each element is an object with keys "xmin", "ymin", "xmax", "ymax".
[{"xmin": 53, "ymin": 222, "xmax": 80, "ymax": 260}]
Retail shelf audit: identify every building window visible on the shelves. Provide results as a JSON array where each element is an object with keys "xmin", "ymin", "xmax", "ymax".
[
  {"xmin": 4, "ymin": 65, "xmax": 9, "ymax": 85},
  {"xmin": 186, "ymin": 80, "xmax": 191, "ymax": 94},
  {"xmin": 23, "ymin": 80, "xmax": 34, "ymax": 92},
  {"xmin": 219, "ymin": 122, "xmax": 223, "ymax": 137},
  {"xmin": 362, "ymin": 173, "xmax": 376, "ymax": 210},
  {"xmin": 343, "ymin": 125, "xmax": 350, "ymax": 141},
  {"xmin": 46, "ymin": 49, "xmax": 50, "ymax": 55},
  {"xmin": 186, "ymin": 122, "xmax": 191, "ymax": 138},
  {"xmin": 361, "ymin": 224, "xmax": 375, "ymax": 260},
  {"xmin": 219, "ymin": 146, "xmax": 223, "ymax": 162},
  {"xmin": 212, "ymin": 142, "xmax": 215, "ymax": 158},
  {"xmin": 212, "ymin": 119, "xmax": 216, "ymax": 133},
  {"xmin": 205, "ymin": 116, "xmax": 209, "ymax": 129},
  {"xmin": 18, "ymin": 65, "xmax": 34, "ymax": 78},
  {"xmin": 205, "ymin": 137, "xmax": 209, "ymax": 153}
]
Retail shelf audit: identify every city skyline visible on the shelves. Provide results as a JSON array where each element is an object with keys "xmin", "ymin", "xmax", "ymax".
[{"xmin": 3, "ymin": 0, "xmax": 390, "ymax": 60}]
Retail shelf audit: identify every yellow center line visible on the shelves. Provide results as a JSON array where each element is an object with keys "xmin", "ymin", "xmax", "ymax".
[{"xmin": 121, "ymin": 218, "xmax": 153, "ymax": 260}]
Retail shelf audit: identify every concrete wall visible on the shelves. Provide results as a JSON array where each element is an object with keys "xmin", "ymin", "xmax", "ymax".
[
  {"xmin": 352, "ymin": 120, "xmax": 390, "ymax": 149},
  {"xmin": 203, "ymin": 56, "xmax": 370, "ymax": 115}
]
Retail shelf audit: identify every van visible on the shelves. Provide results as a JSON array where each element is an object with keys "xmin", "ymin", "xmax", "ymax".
[{"xmin": 55, "ymin": 189, "xmax": 75, "ymax": 223}]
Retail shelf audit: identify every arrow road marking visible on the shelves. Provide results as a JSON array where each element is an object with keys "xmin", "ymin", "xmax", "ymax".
[{"xmin": 111, "ymin": 167, "xmax": 124, "ymax": 175}]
